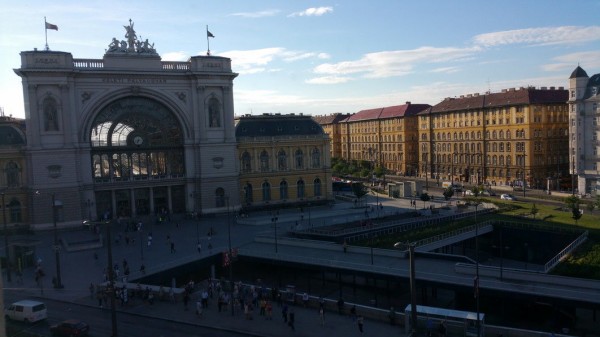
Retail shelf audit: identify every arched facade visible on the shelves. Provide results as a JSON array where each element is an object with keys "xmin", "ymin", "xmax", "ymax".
[{"xmin": 15, "ymin": 23, "xmax": 240, "ymax": 227}]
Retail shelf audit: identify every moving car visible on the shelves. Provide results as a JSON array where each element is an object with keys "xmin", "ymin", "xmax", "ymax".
[
  {"xmin": 500, "ymin": 194, "xmax": 516, "ymax": 201},
  {"xmin": 4, "ymin": 300, "xmax": 47, "ymax": 323},
  {"xmin": 50, "ymin": 319, "xmax": 90, "ymax": 336}
]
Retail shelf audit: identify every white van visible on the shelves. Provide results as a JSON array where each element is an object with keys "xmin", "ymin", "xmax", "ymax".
[{"xmin": 4, "ymin": 300, "xmax": 47, "ymax": 323}]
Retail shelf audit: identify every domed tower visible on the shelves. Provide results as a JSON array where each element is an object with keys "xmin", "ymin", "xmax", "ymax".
[{"xmin": 568, "ymin": 66, "xmax": 589, "ymax": 194}]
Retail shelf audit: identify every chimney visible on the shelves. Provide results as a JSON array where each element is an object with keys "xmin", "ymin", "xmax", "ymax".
[{"xmin": 405, "ymin": 101, "xmax": 411, "ymax": 105}]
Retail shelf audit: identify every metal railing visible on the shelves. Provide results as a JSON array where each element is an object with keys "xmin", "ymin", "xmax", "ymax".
[{"xmin": 544, "ymin": 230, "xmax": 588, "ymax": 273}]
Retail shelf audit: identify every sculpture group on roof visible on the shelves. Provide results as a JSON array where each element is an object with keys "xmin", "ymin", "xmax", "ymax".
[{"xmin": 106, "ymin": 19, "xmax": 157, "ymax": 55}]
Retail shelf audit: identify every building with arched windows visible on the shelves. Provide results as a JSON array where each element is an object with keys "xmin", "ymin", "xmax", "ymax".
[
  {"xmin": 13, "ymin": 22, "xmax": 240, "ymax": 228},
  {"xmin": 0, "ymin": 116, "xmax": 28, "ymax": 224},
  {"xmin": 236, "ymin": 114, "xmax": 332, "ymax": 211}
]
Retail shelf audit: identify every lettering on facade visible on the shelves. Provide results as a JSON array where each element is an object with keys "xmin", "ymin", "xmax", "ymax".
[
  {"xmin": 35, "ymin": 58, "xmax": 59, "ymax": 64},
  {"xmin": 205, "ymin": 62, "xmax": 222, "ymax": 68},
  {"xmin": 101, "ymin": 78, "xmax": 167, "ymax": 84}
]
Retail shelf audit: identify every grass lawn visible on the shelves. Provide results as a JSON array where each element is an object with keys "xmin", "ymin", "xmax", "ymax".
[{"xmin": 362, "ymin": 197, "xmax": 600, "ymax": 279}]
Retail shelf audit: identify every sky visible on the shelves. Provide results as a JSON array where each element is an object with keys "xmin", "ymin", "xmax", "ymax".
[{"xmin": 1, "ymin": 0, "xmax": 599, "ymax": 119}]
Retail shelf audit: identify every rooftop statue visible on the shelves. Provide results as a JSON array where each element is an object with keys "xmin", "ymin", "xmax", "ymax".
[{"xmin": 106, "ymin": 19, "xmax": 157, "ymax": 56}]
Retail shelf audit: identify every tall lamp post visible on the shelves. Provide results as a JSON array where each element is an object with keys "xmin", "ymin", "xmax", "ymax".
[
  {"xmin": 394, "ymin": 241, "xmax": 416, "ymax": 335},
  {"xmin": 226, "ymin": 196, "xmax": 234, "ymax": 316},
  {"xmin": 85, "ymin": 220, "xmax": 118, "ymax": 336},
  {"xmin": 51, "ymin": 193, "xmax": 63, "ymax": 289},
  {"xmin": 2, "ymin": 192, "xmax": 11, "ymax": 282},
  {"xmin": 271, "ymin": 212, "xmax": 278, "ymax": 254},
  {"xmin": 473, "ymin": 200, "xmax": 481, "ymax": 337}
]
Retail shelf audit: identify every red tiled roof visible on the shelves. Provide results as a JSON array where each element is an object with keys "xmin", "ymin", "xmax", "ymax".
[
  {"xmin": 345, "ymin": 103, "xmax": 431, "ymax": 122},
  {"xmin": 431, "ymin": 88, "xmax": 567, "ymax": 113},
  {"xmin": 312, "ymin": 113, "xmax": 351, "ymax": 125}
]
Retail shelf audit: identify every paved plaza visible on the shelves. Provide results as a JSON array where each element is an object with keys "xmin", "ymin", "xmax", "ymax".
[{"xmin": 4, "ymin": 193, "xmax": 430, "ymax": 337}]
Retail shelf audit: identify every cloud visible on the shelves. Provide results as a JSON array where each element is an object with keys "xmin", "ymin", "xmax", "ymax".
[
  {"xmin": 220, "ymin": 48, "xmax": 330, "ymax": 74},
  {"xmin": 288, "ymin": 6, "xmax": 333, "ymax": 17},
  {"xmin": 230, "ymin": 9, "xmax": 280, "ymax": 18},
  {"xmin": 305, "ymin": 76, "xmax": 353, "ymax": 84},
  {"xmin": 313, "ymin": 46, "xmax": 479, "ymax": 79},
  {"xmin": 473, "ymin": 26, "xmax": 600, "ymax": 47},
  {"xmin": 429, "ymin": 66, "xmax": 461, "ymax": 74},
  {"xmin": 542, "ymin": 50, "xmax": 600, "ymax": 72}
]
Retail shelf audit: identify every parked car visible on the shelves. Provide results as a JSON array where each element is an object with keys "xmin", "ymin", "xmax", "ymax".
[
  {"xmin": 4, "ymin": 300, "xmax": 47, "ymax": 323},
  {"xmin": 50, "ymin": 319, "xmax": 90, "ymax": 337},
  {"xmin": 464, "ymin": 190, "xmax": 474, "ymax": 196},
  {"xmin": 500, "ymin": 194, "xmax": 516, "ymax": 201}
]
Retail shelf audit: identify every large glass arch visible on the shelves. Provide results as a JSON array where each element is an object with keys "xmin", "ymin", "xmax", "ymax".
[{"xmin": 89, "ymin": 97, "xmax": 185, "ymax": 181}]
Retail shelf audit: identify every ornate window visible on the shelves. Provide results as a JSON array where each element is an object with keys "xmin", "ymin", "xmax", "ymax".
[
  {"xmin": 241, "ymin": 151, "xmax": 252, "ymax": 173},
  {"xmin": 5, "ymin": 161, "xmax": 20, "ymax": 187},
  {"xmin": 8, "ymin": 198, "xmax": 22, "ymax": 223},
  {"xmin": 262, "ymin": 181, "xmax": 271, "ymax": 201},
  {"xmin": 314, "ymin": 178, "xmax": 321, "ymax": 197},
  {"xmin": 208, "ymin": 97, "xmax": 221, "ymax": 127},
  {"xmin": 278, "ymin": 150, "xmax": 287, "ymax": 171},
  {"xmin": 215, "ymin": 188, "xmax": 225, "ymax": 208},
  {"xmin": 295, "ymin": 149, "xmax": 304, "ymax": 169},
  {"xmin": 244, "ymin": 183, "xmax": 253, "ymax": 204},
  {"xmin": 260, "ymin": 151, "xmax": 269, "ymax": 172},
  {"xmin": 89, "ymin": 97, "xmax": 184, "ymax": 182},
  {"xmin": 279, "ymin": 180, "xmax": 288, "ymax": 200},
  {"xmin": 297, "ymin": 179, "xmax": 305, "ymax": 198},
  {"xmin": 43, "ymin": 97, "xmax": 59, "ymax": 131}
]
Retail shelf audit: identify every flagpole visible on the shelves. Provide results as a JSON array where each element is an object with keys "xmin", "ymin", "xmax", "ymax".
[
  {"xmin": 44, "ymin": 17, "xmax": 49, "ymax": 51},
  {"xmin": 206, "ymin": 25, "xmax": 210, "ymax": 55}
]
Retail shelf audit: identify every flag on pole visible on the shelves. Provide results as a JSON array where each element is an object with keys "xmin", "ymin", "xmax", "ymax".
[
  {"xmin": 207, "ymin": 30, "xmax": 215, "ymax": 38},
  {"xmin": 45, "ymin": 22, "xmax": 58, "ymax": 31}
]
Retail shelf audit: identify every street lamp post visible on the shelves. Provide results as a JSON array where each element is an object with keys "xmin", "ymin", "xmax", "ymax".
[
  {"xmin": 394, "ymin": 241, "xmax": 417, "ymax": 334},
  {"xmin": 271, "ymin": 212, "xmax": 278, "ymax": 254},
  {"xmin": 51, "ymin": 193, "xmax": 63, "ymax": 289},
  {"xmin": 226, "ymin": 196, "xmax": 234, "ymax": 316},
  {"xmin": 2, "ymin": 192, "xmax": 11, "ymax": 282},
  {"xmin": 84, "ymin": 220, "xmax": 118, "ymax": 336},
  {"xmin": 474, "ymin": 201, "xmax": 481, "ymax": 337},
  {"xmin": 106, "ymin": 220, "xmax": 118, "ymax": 336}
]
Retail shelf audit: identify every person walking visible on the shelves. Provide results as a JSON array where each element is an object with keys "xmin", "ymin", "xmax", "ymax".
[
  {"xmin": 197, "ymin": 242, "xmax": 202, "ymax": 254},
  {"xmin": 282, "ymin": 303, "xmax": 288, "ymax": 323},
  {"xmin": 288, "ymin": 308, "xmax": 295, "ymax": 331},
  {"xmin": 170, "ymin": 241, "xmax": 176, "ymax": 253},
  {"xmin": 357, "ymin": 314, "xmax": 364, "ymax": 333},
  {"xmin": 319, "ymin": 307, "xmax": 325, "ymax": 326}
]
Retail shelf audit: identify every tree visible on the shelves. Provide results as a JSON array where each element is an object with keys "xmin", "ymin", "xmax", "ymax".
[
  {"xmin": 443, "ymin": 186, "xmax": 454, "ymax": 200},
  {"xmin": 352, "ymin": 182, "xmax": 368, "ymax": 206},
  {"xmin": 572, "ymin": 207, "xmax": 582, "ymax": 225},
  {"xmin": 470, "ymin": 186, "xmax": 482, "ymax": 197},
  {"xmin": 530, "ymin": 204, "xmax": 539, "ymax": 220},
  {"xmin": 420, "ymin": 192, "xmax": 431, "ymax": 209},
  {"xmin": 564, "ymin": 195, "xmax": 581, "ymax": 210}
]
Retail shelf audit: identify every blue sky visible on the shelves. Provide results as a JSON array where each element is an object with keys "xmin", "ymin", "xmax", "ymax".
[{"xmin": 1, "ymin": 0, "xmax": 599, "ymax": 119}]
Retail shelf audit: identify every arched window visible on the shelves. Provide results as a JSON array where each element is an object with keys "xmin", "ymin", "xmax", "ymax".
[
  {"xmin": 311, "ymin": 148, "xmax": 320, "ymax": 168},
  {"xmin": 262, "ymin": 181, "xmax": 271, "ymax": 201},
  {"xmin": 241, "ymin": 151, "xmax": 252, "ymax": 173},
  {"xmin": 5, "ymin": 161, "xmax": 20, "ymax": 187},
  {"xmin": 208, "ymin": 97, "xmax": 221, "ymax": 127},
  {"xmin": 215, "ymin": 187, "xmax": 225, "ymax": 207},
  {"xmin": 8, "ymin": 198, "xmax": 22, "ymax": 223},
  {"xmin": 244, "ymin": 183, "xmax": 253, "ymax": 204},
  {"xmin": 506, "ymin": 142, "xmax": 511, "ymax": 152},
  {"xmin": 295, "ymin": 149, "xmax": 304, "ymax": 169},
  {"xmin": 43, "ymin": 97, "xmax": 59, "ymax": 131},
  {"xmin": 260, "ymin": 151, "xmax": 269, "ymax": 171},
  {"xmin": 314, "ymin": 178, "xmax": 322, "ymax": 197},
  {"xmin": 297, "ymin": 179, "xmax": 305, "ymax": 198},
  {"xmin": 279, "ymin": 180, "xmax": 288, "ymax": 200},
  {"xmin": 506, "ymin": 155, "xmax": 512, "ymax": 166},
  {"xmin": 506, "ymin": 130, "xmax": 511, "ymax": 139},
  {"xmin": 278, "ymin": 150, "xmax": 287, "ymax": 170}
]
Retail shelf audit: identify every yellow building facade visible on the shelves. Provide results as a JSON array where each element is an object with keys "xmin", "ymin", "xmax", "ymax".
[
  {"xmin": 236, "ymin": 114, "xmax": 332, "ymax": 211},
  {"xmin": 316, "ymin": 87, "xmax": 569, "ymax": 190}
]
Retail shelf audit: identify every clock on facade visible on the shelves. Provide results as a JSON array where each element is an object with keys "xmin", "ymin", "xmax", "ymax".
[{"xmin": 133, "ymin": 135, "xmax": 144, "ymax": 145}]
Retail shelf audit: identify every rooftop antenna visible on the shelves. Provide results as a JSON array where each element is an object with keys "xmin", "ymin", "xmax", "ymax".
[{"xmin": 486, "ymin": 78, "xmax": 491, "ymax": 94}]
